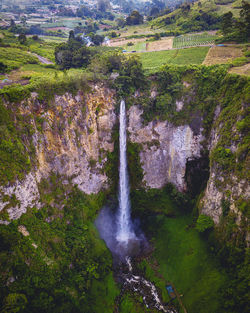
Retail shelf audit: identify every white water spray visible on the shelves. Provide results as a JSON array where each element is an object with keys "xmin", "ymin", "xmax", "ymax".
[{"xmin": 116, "ymin": 100, "xmax": 135, "ymax": 243}]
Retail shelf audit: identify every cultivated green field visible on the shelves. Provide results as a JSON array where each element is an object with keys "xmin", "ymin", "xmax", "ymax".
[
  {"xmin": 125, "ymin": 41, "xmax": 146, "ymax": 52},
  {"xmin": 0, "ymin": 47, "xmax": 39, "ymax": 71},
  {"xmin": 173, "ymin": 33, "xmax": 217, "ymax": 48},
  {"xmin": 39, "ymin": 36, "xmax": 67, "ymax": 43},
  {"xmin": 139, "ymin": 47, "xmax": 210, "ymax": 73},
  {"xmin": 41, "ymin": 18, "xmax": 83, "ymax": 29}
]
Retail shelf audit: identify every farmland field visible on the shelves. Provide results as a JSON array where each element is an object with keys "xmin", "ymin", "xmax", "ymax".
[
  {"xmin": 106, "ymin": 23, "xmax": 162, "ymax": 39},
  {"xmin": 173, "ymin": 33, "xmax": 217, "ymax": 48},
  {"xmin": 139, "ymin": 47, "xmax": 210, "ymax": 73},
  {"xmin": 146, "ymin": 37, "xmax": 173, "ymax": 51},
  {"xmin": 203, "ymin": 46, "xmax": 243, "ymax": 65},
  {"xmin": 125, "ymin": 41, "xmax": 146, "ymax": 52},
  {"xmin": 109, "ymin": 38, "xmax": 146, "ymax": 48},
  {"xmin": 41, "ymin": 18, "xmax": 83, "ymax": 29},
  {"xmin": 229, "ymin": 63, "xmax": 250, "ymax": 76},
  {"xmin": 39, "ymin": 36, "xmax": 67, "ymax": 43}
]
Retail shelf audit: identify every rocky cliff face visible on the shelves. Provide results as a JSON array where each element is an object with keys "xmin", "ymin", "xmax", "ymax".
[
  {"xmin": 201, "ymin": 108, "xmax": 249, "ymax": 224},
  {"xmin": 128, "ymin": 105, "xmax": 204, "ymax": 192},
  {"xmin": 0, "ymin": 85, "xmax": 116, "ymax": 223},
  {"xmin": 0, "ymin": 81, "xmax": 248, "ymax": 227}
]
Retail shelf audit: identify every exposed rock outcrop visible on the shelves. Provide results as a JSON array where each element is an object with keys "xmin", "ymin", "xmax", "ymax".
[
  {"xmin": 128, "ymin": 105, "xmax": 204, "ymax": 191},
  {"xmin": 201, "ymin": 123, "xmax": 249, "ymax": 224},
  {"xmin": 0, "ymin": 85, "xmax": 117, "ymax": 223}
]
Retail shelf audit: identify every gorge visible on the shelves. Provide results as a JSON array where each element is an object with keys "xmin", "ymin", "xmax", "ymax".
[{"xmin": 0, "ymin": 64, "xmax": 249, "ymax": 313}]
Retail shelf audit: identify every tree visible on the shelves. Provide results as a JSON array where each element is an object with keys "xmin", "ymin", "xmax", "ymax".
[
  {"xmin": 97, "ymin": 0, "xmax": 111, "ymax": 12},
  {"xmin": 116, "ymin": 17, "xmax": 126, "ymax": 28},
  {"xmin": 72, "ymin": 46, "xmax": 91, "ymax": 68},
  {"xmin": 89, "ymin": 33, "xmax": 104, "ymax": 46},
  {"xmin": 150, "ymin": 7, "xmax": 160, "ymax": 17},
  {"xmin": 77, "ymin": 5, "xmax": 93, "ymax": 18},
  {"xmin": 0, "ymin": 62, "xmax": 7, "ymax": 73},
  {"xmin": 9, "ymin": 19, "xmax": 17, "ymax": 33},
  {"xmin": 20, "ymin": 16, "xmax": 27, "ymax": 27},
  {"xmin": 18, "ymin": 33, "xmax": 26, "ymax": 44},
  {"xmin": 196, "ymin": 214, "xmax": 214, "ymax": 233},
  {"xmin": 221, "ymin": 11, "xmax": 233, "ymax": 35},
  {"xmin": 2, "ymin": 293, "xmax": 28, "ymax": 313},
  {"xmin": 55, "ymin": 38, "xmax": 93, "ymax": 69},
  {"xmin": 126, "ymin": 10, "xmax": 144, "ymax": 26},
  {"xmin": 68, "ymin": 30, "xmax": 75, "ymax": 41},
  {"xmin": 239, "ymin": 1, "xmax": 250, "ymax": 40}
]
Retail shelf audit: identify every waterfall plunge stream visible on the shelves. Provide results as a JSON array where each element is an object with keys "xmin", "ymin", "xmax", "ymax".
[{"xmin": 95, "ymin": 100, "xmax": 177, "ymax": 313}]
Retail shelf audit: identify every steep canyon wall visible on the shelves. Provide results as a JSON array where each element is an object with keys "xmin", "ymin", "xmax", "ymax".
[
  {"xmin": 0, "ymin": 85, "xmax": 116, "ymax": 222},
  {"xmin": 0, "ymin": 74, "xmax": 249, "ymax": 227}
]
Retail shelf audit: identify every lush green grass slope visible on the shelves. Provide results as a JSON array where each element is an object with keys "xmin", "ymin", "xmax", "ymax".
[
  {"xmin": 151, "ymin": 0, "xmax": 243, "ymax": 33},
  {"xmin": 131, "ymin": 187, "xmax": 226, "ymax": 313},
  {"xmin": 150, "ymin": 214, "xmax": 226, "ymax": 313}
]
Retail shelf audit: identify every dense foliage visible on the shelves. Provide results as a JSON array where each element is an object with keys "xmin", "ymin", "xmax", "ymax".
[
  {"xmin": 151, "ymin": 0, "xmax": 221, "ymax": 33},
  {"xmin": 196, "ymin": 214, "xmax": 214, "ymax": 232},
  {"xmin": 219, "ymin": 0, "xmax": 250, "ymax": 42},
  {"xmin": 126, "ymin": 10, "xmax": 144, "ymax": 26},
  {"xmin": 0, "ymin": 178, "xmax": 118, "ymax": 313},
  {"xmin": 54, "ymin": 31, "xmax": 106, "ymax": 70},
  {"xmin": 89, "ymin": 51, "xmax": 147, "ymax": 96},
  {"xmin": 55, "ymin": 35, "xmax": 92, "ymax": 70},
  {"xmin": 0, "ymin": 102, "xmax": 34, "ymax": 187}
]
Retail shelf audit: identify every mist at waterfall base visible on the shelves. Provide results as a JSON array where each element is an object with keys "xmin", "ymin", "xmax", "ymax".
[
  {"xmin": 95, "ymin": 206, "xmax": 147, "ymax": 260},
  {"xmin": 95, "ymin": 100, "xmax": 148, "ymax": 261}
]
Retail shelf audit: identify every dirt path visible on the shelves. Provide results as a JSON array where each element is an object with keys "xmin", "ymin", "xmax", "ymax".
[{"xmin": 31, "ymin": 53, "xmax": 53, "ymax": 65}]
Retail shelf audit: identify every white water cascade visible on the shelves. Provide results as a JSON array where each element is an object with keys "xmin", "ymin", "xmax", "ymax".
[{"xmin": 116, "ymin": 100, "xmax": 135, "ymax": 244}]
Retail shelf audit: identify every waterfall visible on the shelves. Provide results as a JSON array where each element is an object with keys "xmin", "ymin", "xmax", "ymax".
[
  {"xmin": 116, "ymin": 100, "xmax": 135, "ymax": 244},
  {"xmin": 95, "ymin": 101, "xmax": 175, "ymax": 313}
]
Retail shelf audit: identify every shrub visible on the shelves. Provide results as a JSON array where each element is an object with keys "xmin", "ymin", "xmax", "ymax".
[
  {"xmin": 0, "ymin": 61, "xmax": 7, "ymax": 73},
  {"xmin": 196, "ymin": 214, "xmax": 214, "ymax": 232},
  {"xmin": 231, "ymin": 57, "xmax": 248, "ymax": 67}
]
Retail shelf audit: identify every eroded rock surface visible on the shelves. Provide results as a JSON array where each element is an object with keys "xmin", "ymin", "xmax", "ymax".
[
  {"xmin": 0, "ymin": 85, "xmax": 117, "ymax": 222},
  {"xmin": 128, "ymin": 105, "xmax": 204, "ymax": 191}
]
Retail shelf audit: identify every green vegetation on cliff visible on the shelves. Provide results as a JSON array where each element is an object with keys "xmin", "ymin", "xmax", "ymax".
[
  {"xmin": 0, "ymin": 102, "xmax": 34, "ymax": 186},
  {"xmin": 0, "ymin": 177, "xmax": 118, "ymax": 313}
]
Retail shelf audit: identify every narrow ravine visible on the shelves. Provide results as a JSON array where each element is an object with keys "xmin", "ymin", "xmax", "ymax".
[{"xmin": 96, "ymin": 100, "xmax": 177, "ymax": 312}]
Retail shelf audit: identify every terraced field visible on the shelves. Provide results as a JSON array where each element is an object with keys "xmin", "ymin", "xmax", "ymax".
[{"xmin": 173, "ymin": 33, "xmax": 217, "ymax": 49}]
